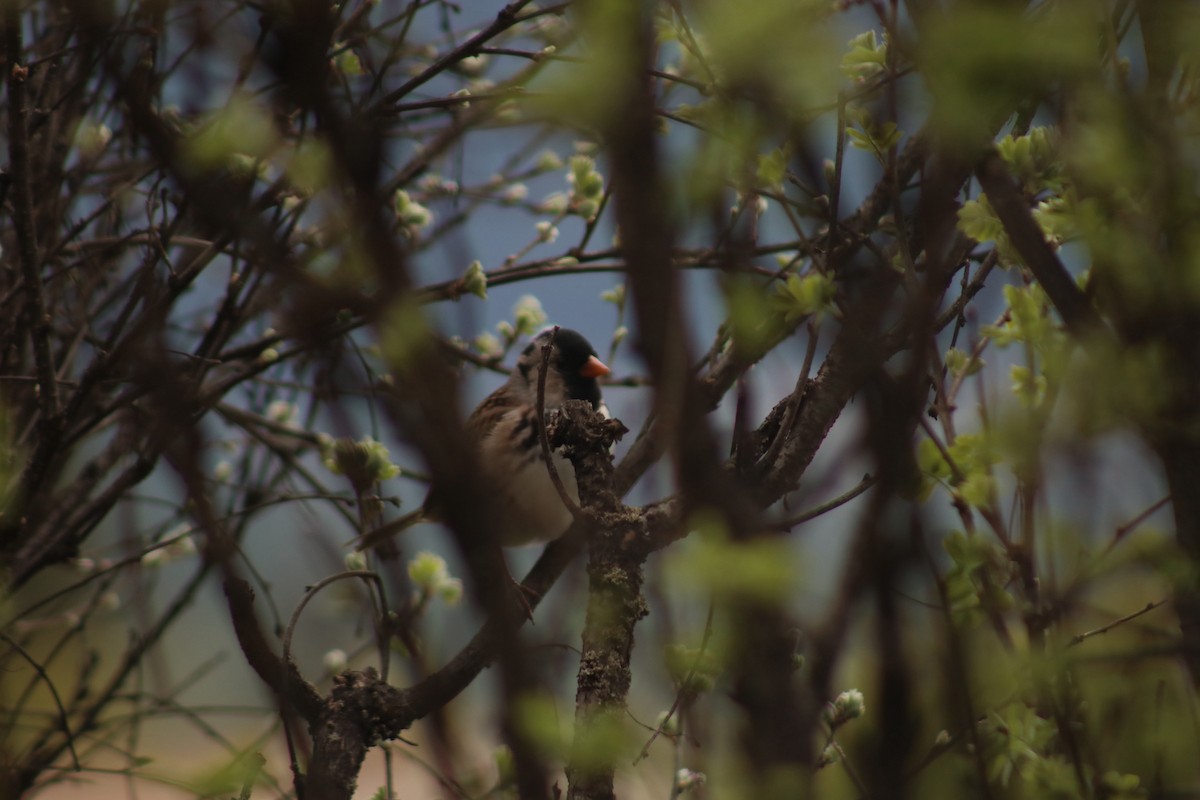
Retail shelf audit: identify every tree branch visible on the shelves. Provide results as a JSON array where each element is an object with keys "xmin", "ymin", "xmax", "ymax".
[
  {"xmin": 5, "ymin": 6, "xmax": 63, "ymax": 506},
  {"xmin": 973, "ymin": 150, "xmax": 1100, "ymax": 336}
]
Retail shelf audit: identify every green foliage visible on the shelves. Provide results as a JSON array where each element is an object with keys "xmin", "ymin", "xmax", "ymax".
[
  {"xmin": 321, "ymin": 436, "xmax": 400, "ymax": 492},
  {"xmin": 824, "ymin": 688, "xmax": 865, "ymax": 729},
  {"xmin": 407, "ymin": 551, "xmax": 464, "ymax": 606},
  {"xmin": 493, "ymin": 746, "xmax": 515, "ymax": 789},
  {"xmin": 693, "ymin": 0, "xmax": 837, "ymax": 112},
  {"xmin": 474, "ymin": 332, "xmax": 503, "ymax": 358},
  {"xmin": 181, "ymin": 94, "xmax": 278, "ymax": 174},
  {"xmin": 1060, "ymin": 339, "xmax": 1175, "ymax": 435},
  {"xmin": 182, "ymin": 754, "xmax": 264, "ymax": 798},
  {"xmin": 957, "ymin": 195, "xmax": 1010, "ymax": 256},
  {"xmin": 841, "ymin": 30, "xmax": 887, "ymax": 80},
  {"xmin": 958, "ymin": 128, "xmax": 1076, "ymax": 262},
  {"xmin": 600, "ymin": 282, "xmax": 626, "ymax": 309},
  {"xmin": 535, "ymin": 149, "xmax": 564, "ymax": 173},
  {"xmin": 957, "ymin": 193, "xmax": 1077, "ymax": 269},
  {"xmin": 73, "ymin": 118, "xmax": 111, "ymax": 159},
  {"xmin": 664, "ymin": 643, "xmax": 720, "ymax": 694},
  {"xmin": 515, "ymin": 692, "xmax": 567, "ymax": 758},
  {"xmin": 846, "ymin": 105, "xmax": 903, "ymax": 163},
  {"xmin": 996, "ymin": 127, "xmax": 1065, "ymax": 195},
  {"xmin": 680, "ymin": 107, "xmax": 770, "ymax": 207},
  {"xmin": 942, "ymin": 531, "xmax": 1013, "ymax": 627},
  {"xmin": 917, "ymin": 432, "xmax": 1000, "ymax": 510},
  {"xmin": 333, "ymin": 43, "xmax": 365, "ymax": 77},
  {"xmin": 494, "ymin": 294, "xmax": 550, "ymax": 349},
  {"xmin": 516, "ymin": 693, "xmax": 631, "ymax": 769},
  {"xmin": 671, "ymin": 511, "xmax": 795, "ymax": 604},
  {"xmin": 1065, "ymin": 88, "xmax": 1156, "ymax": 200},
  {"xmin": 1101, "ymin": 772, "xmax": 1146, "ymax": 800},
  {"xmin": 1009, "ymin": 364, "xmax": 1047, "ymax": 409},
  {"xmin": 570, "ymin": 712, "xmax": 632, "ymax": 772},
  {"xmin": 726, "ymin": 276, "xmax": 782, "ymax": 359},
  {"xmin": 567, "ymin": 155, "xmax": 605, "ymax": 219},
  {"xmin": 972, "ymin": 701, "xmax": 1142, "ymax": 799},
  {"xmin": 674, "ymin": 767, "xmax": 707, "ymax": 794},
  {"xmin": 18, "ymin": 1, "xmax": 1200, "ymax": 797},
  {"xmin": 287, "ymin": 139, "xmax": 333, "ymax": 197},
  {"xmin": 394, "ymin": 190, "xmax": 434, "ymax": 235},
  {"xmin": 755, "ymin": 145, "xmax": 791, "ymax": 192},
  {"xmin": 951, "ymin": 433, "xmax": 1000, "ymax": 491},
  {"xmin": 921, "ymin": 3, "xmax": 1096, "ymax": 146},
  {"xmin": 1031, "ymin": 194, "xmax": 1079, "ymax": 247},
  {"xmin": 981, "ymin": 703, "xmax": 1057, "ymax": 787},
  {"xmin": 377, "ymin": 296, "xmax": 435, "ymax": 371},
  {"xmin": 945, "ymin": 347, "xmax": 984, "ymax": 378},
  {"xmin": 530, "ymin": 1, "xmax": 639, "ymax": 129},
  {"xmin": 914, "ymin": 437, "xmax": 949, "ymax": 501},
  {"xmin": 460, "ymin": 260, "xmax": 488, "ymax": 300},
  {"xmin": 512, "ymin": 295, "xmax": 547, "ymax": 337},
  {"xmin": 769, "ymin": 271, "xmax": 836, "ymax": 323},
  {"xmin": 986, "ymin": 284, "xmax": 1067, "ymax": 361}
]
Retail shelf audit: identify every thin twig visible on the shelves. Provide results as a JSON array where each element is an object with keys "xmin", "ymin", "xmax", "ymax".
[
  {"xmin": 281, "ymin": 570, "xmax": 388, "ymax": 677},
  {"xmin": 6, "ymin": 7, "xmax": 62, "ymax": 496},
  {"xmin": 379, "ymin": 0, "xmax": 537, "ymax": 107},
  {"xmin": 1067, "ymin": 600, "xmax": 1165, "ymax": 648},
  {"xmin": 236, "ymin": 753, "xmax": 266, "ymax": 800},
  {"xmin": 774, "ymin": 474, "xmax": 876, "ymax": 530},
  {"xmin": 0, "ymin": 632, "xmax": 80, "ymax": 770},
  {"xmin": 633, "ymin": 603, "xmax": 715, "ymax": 765},
  {"xmin": 1109, "ymin": 494, "xmax": 1170, "ymax": 550}
]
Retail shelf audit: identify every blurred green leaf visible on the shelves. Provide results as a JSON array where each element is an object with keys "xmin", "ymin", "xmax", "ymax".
[
  {"xmin": 945, "ymin": 347, "xmax": 984, "ymax": 378},
  {"xmin": 727, "ymin": 276, "xmax": 784, "ymax": 359},
  {"xmin": 943, "ymin": 531, "xmax": 1013, "ymax": 626},
  {"xmin": 672, "ymin": 511, "xmax": 795, "ymax": 604},
  {"xmin": 695, "ymin": 0, "xmax": 837, "ymax": 114},
  {"xmin": 664, "ymin": 643, "xmax": 720, "ymax": 694},
  {"xmin": 921, "ymin": 3, "xmax": 1096, "ymax": 146},
  {"xmin": 997, "ymin": 127, "xmax": 1065, "ymax": 193},
  {"xmin": 515, "ymin": 692, "xmax": 567, "ymax": 759},
  {"xmin": 847, "ymin": 118, "xmax": 902, "ymax": 163},
  {"xmin": 333, "ymin": 43, "xmax": 365, "ymax": 76},
  {"xmin": 755, "ymin": 145, "xmax": 790, "ymax": 192},
  {"xmin": 841, "ymin": 30, "xmax": 887, "ymax": 79},
  {"xmin": 288, "ymin": 139, "xmax": 334, "ymax": 196},
  {"xmin": 182, "ymin": 95, "xmax": 278, "ymax": 174},
  {"xmin": 957, "ymin": 196, "xmax": 1007, "ymax": 247},
  {"xmin": 768, "ymin": 272, "xmax": 836, "ymax": 323}
]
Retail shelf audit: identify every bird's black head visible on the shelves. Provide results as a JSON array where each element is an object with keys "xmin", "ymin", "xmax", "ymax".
[{"xmin": 518, "ymin": 328, "xmax": 609, "ymax": 409}]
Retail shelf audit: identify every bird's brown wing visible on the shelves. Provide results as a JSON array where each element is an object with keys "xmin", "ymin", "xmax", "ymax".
[
  {"xmin": 465, "ymin": 384, "xmax": 520, "ymax": 442},
  {"xmin": 422, "ymin": 385, "xmax": 518, "ymax": 517}
]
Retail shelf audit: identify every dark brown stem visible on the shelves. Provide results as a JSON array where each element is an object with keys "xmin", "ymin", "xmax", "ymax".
[
  {"xmin": 546, "ymin": 402, "xmax": 641, "ymax": 800},
  {"xmin": 565, "ymin": 532, "xmax": 647, "ymax": 800},
  {"xmin": 5, "ymin": 6, "xmax": 63, "ymax": 504},
  {"xmin": 973, "ymin": 151, "xmax": 1099, "ymax": 336},
  {"xmin": 378, "ymin": 0, "xmax": 537, "ymax": 107}
]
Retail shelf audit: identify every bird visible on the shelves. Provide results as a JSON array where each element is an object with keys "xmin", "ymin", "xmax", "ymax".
[{"xmin": 354, "ymin": 327, "xmax": 610, "ymax": 552}]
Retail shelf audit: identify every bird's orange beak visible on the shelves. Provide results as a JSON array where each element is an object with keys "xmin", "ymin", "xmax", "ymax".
[{"xmin": 580, "ymin": 355, "xmax": 610, "ymax": 378}]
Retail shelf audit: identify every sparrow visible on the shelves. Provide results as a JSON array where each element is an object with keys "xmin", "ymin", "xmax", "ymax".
[{"xmin": 355, "ymin": 327, "xmax": 610, "ymax": 551}]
